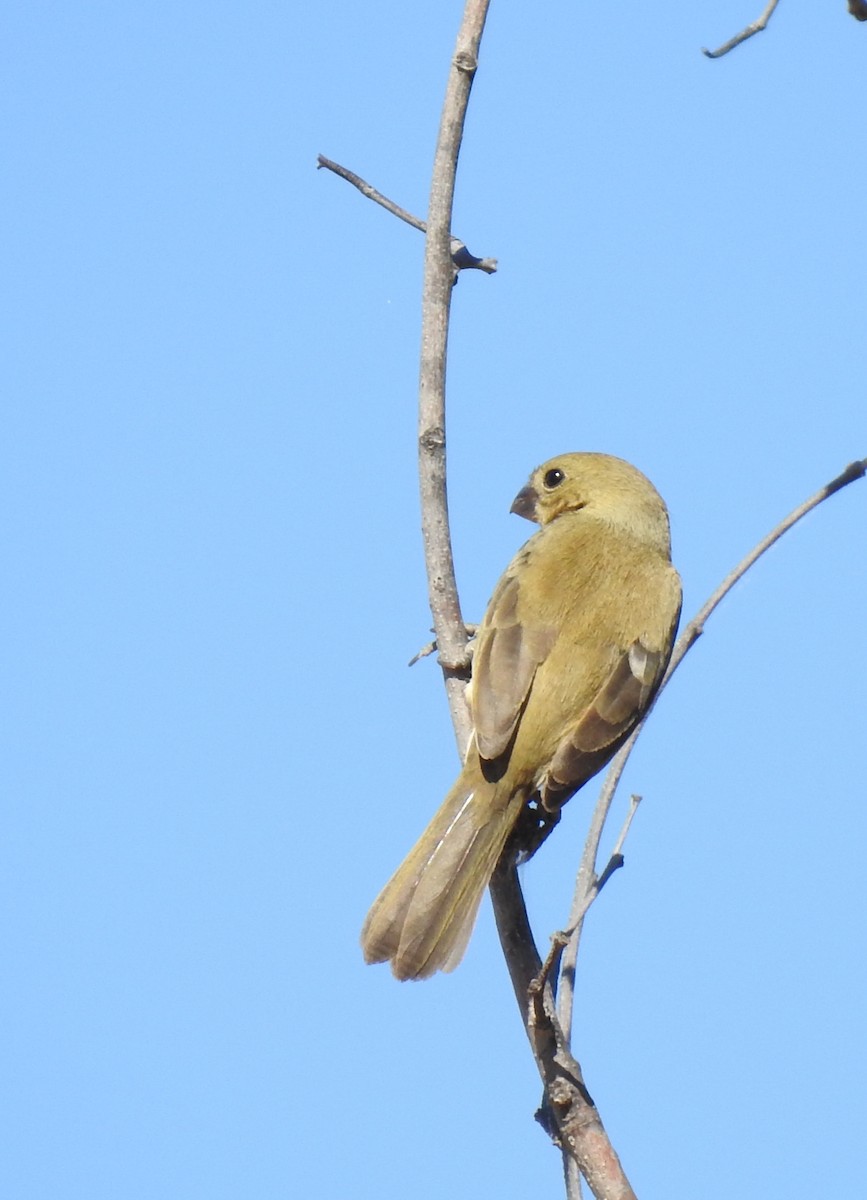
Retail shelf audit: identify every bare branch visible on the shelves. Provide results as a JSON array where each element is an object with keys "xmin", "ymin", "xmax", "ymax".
[
  {"xmin": 557, "ymin": 456, "xmax": 867, "ymax": 1044},
  {"xmin": 414, "ymin": 5, "xmax": 639, "ymax": 1194},
  {"xmin": 317, "ymin": 154, "xmax": 497, "ymax": 274},
  {"xmin": 417, "ymin": 0, "xmax": 493, "ymax": 756},
  {"xmin": 702, "ymin": 0, "xmax": 782, "ymax": 58}
]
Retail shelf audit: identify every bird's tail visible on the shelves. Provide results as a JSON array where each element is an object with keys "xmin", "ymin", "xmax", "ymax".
[{"xmin": 361, "ymin": 772, "xmax": 524, "ymax": 980}]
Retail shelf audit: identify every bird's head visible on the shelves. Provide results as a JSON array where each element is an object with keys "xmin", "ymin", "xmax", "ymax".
[{"xmin": 510, "ymin": 452, "xmax": 672, "ymax": 554}]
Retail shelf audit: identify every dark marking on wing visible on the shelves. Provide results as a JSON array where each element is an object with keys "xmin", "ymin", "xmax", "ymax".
[
  {"xmin": 471, "ymin": 572, "xmax": 556, "ymax": 762},
  {"xmin": 539, "ymin": 640, "xmax": 663, "ymax": 811}
]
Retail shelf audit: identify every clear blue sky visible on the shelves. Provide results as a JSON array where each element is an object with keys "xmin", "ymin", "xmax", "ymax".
[{"xmin": 3, "ymin": 3, "xmax": 865, "ymax": 1197}]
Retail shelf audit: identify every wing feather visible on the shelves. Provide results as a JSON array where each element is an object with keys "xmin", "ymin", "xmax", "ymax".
[
  {"xmin": 471, "ymin": 571, "xmax": 556, "ymax": 761},
  {"xmin": 539, "ymin": 637, "xmax": 664, "ymax": 811}
]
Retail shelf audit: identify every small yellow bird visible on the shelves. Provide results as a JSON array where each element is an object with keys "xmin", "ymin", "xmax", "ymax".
[{"xmin": 361, "ymin": 452, "xmax": 682, "ymax": 980}]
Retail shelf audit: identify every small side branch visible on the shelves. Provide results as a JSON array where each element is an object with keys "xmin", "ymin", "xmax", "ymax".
[
  {"xmin": 702, "ymin": 0, "xmax": 782, "ymax": 58},
  {"xmin": 317, "ymin": 154, "xmax": 497, "ymax": 274}
]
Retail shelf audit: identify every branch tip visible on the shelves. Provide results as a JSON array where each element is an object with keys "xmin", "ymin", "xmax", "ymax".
[
  {"xmin": 825, "ymin": 458, "xmax": 866, "ymax": 497},
  {"xmin": 702, "ymin": 0, "xmax": 781, "ymax": 58}
]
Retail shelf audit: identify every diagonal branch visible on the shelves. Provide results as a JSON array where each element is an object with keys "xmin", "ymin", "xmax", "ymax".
[{"xmin": 556, "ymin": 457, "xmax": 867, "ymax": 1044}]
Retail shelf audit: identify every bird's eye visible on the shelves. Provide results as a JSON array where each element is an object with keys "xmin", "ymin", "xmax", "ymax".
[{"xmin": 543, "ymin": 468, "xmax": 565, "ymax": 489}]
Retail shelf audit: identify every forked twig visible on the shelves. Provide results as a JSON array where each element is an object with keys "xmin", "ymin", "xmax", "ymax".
[{"xmin": 490, "ymin": 860, "xmax": 637, "ymax": 1200}]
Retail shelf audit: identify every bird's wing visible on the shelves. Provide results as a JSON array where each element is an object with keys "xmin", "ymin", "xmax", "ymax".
[
  {"xmin": 470, "ymin": 567, "xmax": 557, "ymax": 762},
  {"xmin": 539, "ymin": 638, "xmax": 665, "ymax": 810}
]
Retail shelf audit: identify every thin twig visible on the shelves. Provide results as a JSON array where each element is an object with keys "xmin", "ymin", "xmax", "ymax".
[
  {"xmin": 317, "ymin": 154, "xmax": 497, "ymax": 274},
  {"xmin": 702, "ymin": 0, "xmax": 782, "ymax": 58},
  {"xmin": 557, "ymin": 457, "xmax": 866, "ymax": 1045},
  {"xmin": 556, "ymin": 766, "xmax": 637, "ymax": 1043},
  {"xmin": 542, "ymin": 797, "xmax": 640, "ymax": 1028}
]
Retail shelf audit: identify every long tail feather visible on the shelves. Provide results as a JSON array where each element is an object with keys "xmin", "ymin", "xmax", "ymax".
[{"xmin": 361, "ymin": 775, "xmax": 523, "ymax": 980}]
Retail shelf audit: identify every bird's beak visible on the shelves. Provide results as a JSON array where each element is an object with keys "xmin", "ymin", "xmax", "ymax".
[{"xmin": 510, "ymin": 484, "xmax": 539, "ymax": 522}]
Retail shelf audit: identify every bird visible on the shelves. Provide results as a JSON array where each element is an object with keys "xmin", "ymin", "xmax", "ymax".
[{"xmin": 361, "ymin": 452, "xmax": 682, "ymax": 981}]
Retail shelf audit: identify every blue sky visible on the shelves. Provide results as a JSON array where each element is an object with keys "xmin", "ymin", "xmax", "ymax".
[{"xmin": 3, "ymin": 3, "xmax": 865, "ymax": 1197}]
